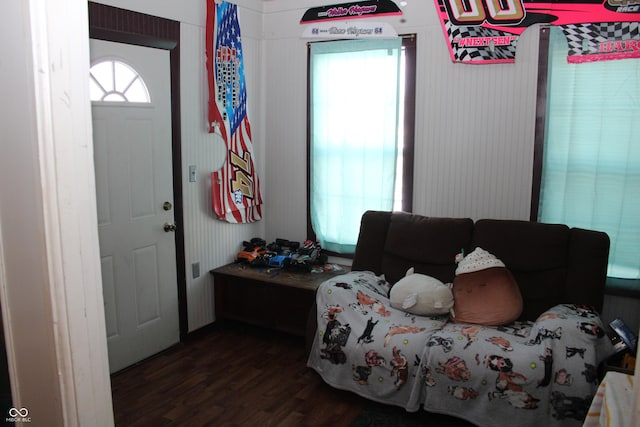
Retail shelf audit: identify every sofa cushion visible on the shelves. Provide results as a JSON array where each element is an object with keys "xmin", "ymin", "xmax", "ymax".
[
  {"xmin": 381, "ymin": 213, "xmax": 473, "ymax": 284},
  {"xmin": 472, "ymin": 219, "xmax": 571, "ymax": 320},
  {"xmin": 451, "ymin": 267, "xmax": 523, "ymax": 325}
]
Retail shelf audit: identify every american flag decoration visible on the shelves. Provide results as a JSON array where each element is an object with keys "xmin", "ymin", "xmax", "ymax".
[{"xmin": 206, "ymin": 0, "xmax": 263, "ymax": 223}]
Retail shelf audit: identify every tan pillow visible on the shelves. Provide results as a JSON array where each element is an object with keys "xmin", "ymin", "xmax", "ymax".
[{"xmin": 450, "ymin": 267, "xmax": 523, "ymax": 326}]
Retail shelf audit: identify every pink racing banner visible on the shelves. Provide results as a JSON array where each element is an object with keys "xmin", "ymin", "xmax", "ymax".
[
  {"xmin": 300, "ymin": 0, "xmax": 402, "ymax": 23},
  {"xmin": 206, "ymin": 0, "xmax": 263, "ymax": 223},
  {"xmin": 433, "ymin": 0, "xmax": 640, "ymax": 63}
]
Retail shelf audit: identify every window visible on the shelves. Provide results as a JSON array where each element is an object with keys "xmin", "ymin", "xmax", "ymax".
[
  {"xmin": 307, "ymin": 36, "xmax": 416, "ymax": 254},
  {"xmin": 534, "ymin": 26, "xmax": 640, "ymax": 294},
  {"xmin": 90, "ymin": 59, "xmax": 151, "ymax": 103}
]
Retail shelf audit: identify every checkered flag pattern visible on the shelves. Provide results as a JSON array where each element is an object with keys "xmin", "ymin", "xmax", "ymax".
[
  {"xmin": 561, "ymin": 22, "xmax": 640, "ymax": 58},
  {"xmin": 445, "ymin": 20, "xmax": 519, "ymax": 63}
]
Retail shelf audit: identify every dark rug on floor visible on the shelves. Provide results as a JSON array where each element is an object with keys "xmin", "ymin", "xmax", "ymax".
[{"xmin": 349, "ymin": 402, "xmax": 477, "ymax": 427}]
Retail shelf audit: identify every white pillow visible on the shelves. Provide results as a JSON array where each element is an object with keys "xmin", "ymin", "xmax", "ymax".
[{"xmin": 390, "ymin": 267, "xmax": 454, "ymax": 316}]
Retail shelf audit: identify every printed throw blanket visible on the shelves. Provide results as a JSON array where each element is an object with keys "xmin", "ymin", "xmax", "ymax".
[
  {"xmin": 206, "ymin": 0, "xmax": 263, "ymax": 223},
  {"xmin": 307, "ymin": 271, "xmax": 615, "ymax": 427}
]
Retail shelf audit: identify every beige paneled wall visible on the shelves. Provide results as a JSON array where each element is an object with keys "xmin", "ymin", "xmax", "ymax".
[
  {"xmin": 94, "ymin": 0, "xmax": 636, "ymax": 334},
  {"xmin": 180, "ymin": 16, "xmax": 265, "ymax": 332},
  {"xmin": 262, "ymin": 1, "xmax": 541, "ymax": 246},
  {"xmin": 90, "ymin": 0, "xmax": 543, "ymax": 333},
  {"xmin": 415, "ymin": 26, "xmax": 540, "ymax": 220},
  {"xmin": 262, "ymin": 37, "xmax": 309, "ymax": 241},
  {"xmin": 96, "ymin": 0, "xmax": 267, "ymax": 335},
  {"xmin": 260, "ymin": 4, "xmax": 636, "ymax": 335}
]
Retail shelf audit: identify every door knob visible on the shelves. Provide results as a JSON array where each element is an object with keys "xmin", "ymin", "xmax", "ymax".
[{"xmin": 164, "ymin": 222, "xmax": 177, "ymax": 232}]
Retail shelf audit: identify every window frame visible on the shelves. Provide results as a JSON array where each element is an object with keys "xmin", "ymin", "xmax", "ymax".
[
  {"xmin": 531, "ymin": 25, "xmax": 640, "ymax": 298},
  {"xmin": 89, "ymin": 58, "xmax": 152, "ymax": 103},
  {"xmin": 305, "ymin": 35, "xmax": 417, "ymax": 256}
]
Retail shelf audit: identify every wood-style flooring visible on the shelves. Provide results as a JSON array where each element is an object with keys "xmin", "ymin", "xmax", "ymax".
[{"xmin": 110, "ymin": 321, "xmax": 367, "ymax": 427}]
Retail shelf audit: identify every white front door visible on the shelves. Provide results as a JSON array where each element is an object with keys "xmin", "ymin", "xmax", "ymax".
[{"xmin": 90, "ymin": 39, "xmax": 179, "ymax": 373}]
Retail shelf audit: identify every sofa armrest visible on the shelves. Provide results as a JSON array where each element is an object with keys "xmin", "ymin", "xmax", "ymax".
[
  {"xmin": 566, "ymin": 228, "xmax": 610, "ymax": 314},
  {"xmin": 352, "ymin": 210, "xmax": 393, "ymax": 274}
]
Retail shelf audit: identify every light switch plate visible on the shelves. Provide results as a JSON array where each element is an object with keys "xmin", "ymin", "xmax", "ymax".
[
  {"xmin": 192, "ymin": 262, "xmax": 200, "ymax": 279},
  {"xmin": 189, "ymin": 165, "xmax": 197, "ymax": 182}
]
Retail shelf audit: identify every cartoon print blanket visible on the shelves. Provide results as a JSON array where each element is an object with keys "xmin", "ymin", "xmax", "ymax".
[{"xmin": 307, "ymin": 271, "xmax": 615, "ymax": 427}]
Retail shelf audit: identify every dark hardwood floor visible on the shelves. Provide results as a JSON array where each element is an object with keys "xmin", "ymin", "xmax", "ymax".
[{"xmin": 110, "ymin": 321, "xmax": 367, "ymax": 426}]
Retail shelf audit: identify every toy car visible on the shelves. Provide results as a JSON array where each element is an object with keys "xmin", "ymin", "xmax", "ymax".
[
  {"xmin": 268, "ymin": 254, "xmax": 292, "ymax": 268},
  {"xmin": 236, "ymin": 237, "xmax": 268, "ymax": 264},
  {"xmin": 236, "ymin": 246, "xmax": 267, "ymax": 263}
]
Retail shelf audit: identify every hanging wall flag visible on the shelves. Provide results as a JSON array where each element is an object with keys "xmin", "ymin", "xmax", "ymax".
[
  {"xmin": 300, "ymin": 0, "xmax": 402, "ymax": 23},
  {"xmin": 206, "ymin": 0, "xmax": 263, "ymax": 223},
  {"xmin": 433, "ymin": 0, "xmax": 640, "ymax": 64},
  {"xmin": 561, "ymin": 22, "xmax": 640, "ymax": 64}
]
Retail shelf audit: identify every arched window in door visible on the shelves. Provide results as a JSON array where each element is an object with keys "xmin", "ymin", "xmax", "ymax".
[{"xmin": 90, "ymin": 59, "xmax": 151, "ymax": 103}]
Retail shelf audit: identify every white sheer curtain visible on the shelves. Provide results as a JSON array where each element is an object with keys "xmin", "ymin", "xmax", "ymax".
[
  {"xmin": 539, "ymin": 26, "xmax": 640, "ymax": 280},
  {"xmin": 310, "ymin": 38, "xmax": 402, "ymax": 253}
]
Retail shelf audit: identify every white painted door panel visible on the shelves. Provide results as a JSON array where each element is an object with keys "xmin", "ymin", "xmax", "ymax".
[{"xmin": 91, "ymin": 39, "xmax": 179, "ymax": 373}]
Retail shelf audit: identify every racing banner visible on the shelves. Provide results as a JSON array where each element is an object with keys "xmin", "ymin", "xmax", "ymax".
[
  {"xmin": 433, "ymin": 0, "xmax": 640, "ymax": 63},
  {"xmin": 301, "ymin": 21, "xmax": 398, "ymax": 39},
  {"xmin": 206, "ymin": 0, "xmax": 263, "ymax": 223},
  {"xmin": 300, "ymin": 0, "xmax": 402, "ymax": 23}
]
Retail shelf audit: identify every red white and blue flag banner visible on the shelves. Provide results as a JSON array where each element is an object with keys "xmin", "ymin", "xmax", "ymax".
[
  {"xmin": 433, "ymin": 0, "xmax": 640, "ymax": 63},
  {"xmin": 206, "ymin": 0, "xmax": 263, "ymax": 223}
]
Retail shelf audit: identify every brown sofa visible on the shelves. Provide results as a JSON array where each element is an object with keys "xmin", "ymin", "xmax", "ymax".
[
  {"xmin": 306, "ymin": 211, "xmax": 614, "ymax": 426},
  {"xmin": 350, "ymin": 210, "xmax": 610, "ymax": 321},
  {"xmin": 307, "ymin": 210, "xmax": 610, "ymax": 351}
]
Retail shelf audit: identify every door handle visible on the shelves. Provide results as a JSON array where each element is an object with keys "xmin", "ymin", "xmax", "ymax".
[{"xmin": 164, "ymin": 222, "xmax": 177, "ymax": 232}]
